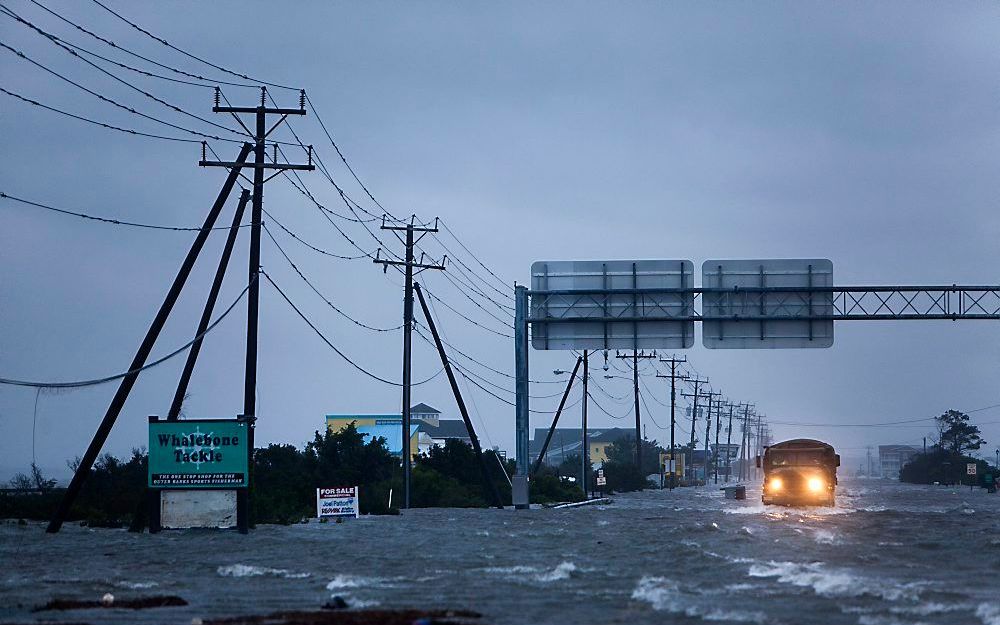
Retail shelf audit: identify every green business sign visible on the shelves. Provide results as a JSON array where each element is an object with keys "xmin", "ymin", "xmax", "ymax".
[{"xmin": 148, "ymin": 419, "xmax": 248, "ymax": 488}]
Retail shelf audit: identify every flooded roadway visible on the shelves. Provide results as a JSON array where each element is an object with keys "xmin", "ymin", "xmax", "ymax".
[{"xmin": 3, "ymin": 480, "xmax": 1000, "ymax": 625}]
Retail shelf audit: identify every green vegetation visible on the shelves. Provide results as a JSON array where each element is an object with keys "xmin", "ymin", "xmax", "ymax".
[
  {"xmin": 900, "ymin": 410, "xmax": 993, "ymax": 486},
  {"xmin": 1, "ymin": 423, "xmax": 582, "ymax": 526}
]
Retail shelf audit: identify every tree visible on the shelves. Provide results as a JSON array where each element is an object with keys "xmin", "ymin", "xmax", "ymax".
[{"xmin": 936, "ymin": 410, "xmax": 985, "ymax": 456}]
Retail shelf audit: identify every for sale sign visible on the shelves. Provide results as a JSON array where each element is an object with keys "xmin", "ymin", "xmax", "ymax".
[{"xmin": 317, "ymin": 486, "xmax": 360, "ymax": 519}]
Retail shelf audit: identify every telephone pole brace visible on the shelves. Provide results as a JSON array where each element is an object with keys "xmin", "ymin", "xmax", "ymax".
[
  {"xmin": 616, "ymin": 349, "xmax": 657, "ymax": 470},
  {"xmin": 657, "ymin": 355, "xmax": 687, "ymax": 490},
  {"xmin": 374, "ymin": 216, "xmax": 445, "ymax": 510}
]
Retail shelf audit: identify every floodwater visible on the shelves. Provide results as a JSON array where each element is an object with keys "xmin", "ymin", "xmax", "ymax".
[{"xmin": 3, "ymin": 480, "xmax": 1000, "ymax": 625}]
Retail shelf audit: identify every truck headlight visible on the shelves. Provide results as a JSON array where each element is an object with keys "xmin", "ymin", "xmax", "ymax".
[
  {"xmin": 768, "ymin": 477, "xmax": 783, "ymax": 491},
  {"xmin": 807, "ymin": 477, "xmax": 824, "ymax": 492}
]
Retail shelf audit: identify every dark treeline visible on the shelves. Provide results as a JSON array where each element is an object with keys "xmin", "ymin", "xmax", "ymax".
[
  {"xmin": 900, "ymin": 410, "xmax": 994, "ymax": 486},
  {"xmin": 1, "ymin": 424, "xmax": 584, "ymax": 526}
]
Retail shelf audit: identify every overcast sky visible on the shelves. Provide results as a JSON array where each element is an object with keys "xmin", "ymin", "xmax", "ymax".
[{"xmin": 2, "ymin": 1, "xmax": 999, "ymax": 479}]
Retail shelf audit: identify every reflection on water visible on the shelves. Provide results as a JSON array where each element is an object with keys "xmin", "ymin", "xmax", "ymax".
[{"xmin": 2, "ymin": 480, "xmax": 999, "ymax": 625}]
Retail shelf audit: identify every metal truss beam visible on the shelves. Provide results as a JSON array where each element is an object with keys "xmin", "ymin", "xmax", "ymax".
[{"xmin": 528, "ymin": 286, "xmax": 1000, "ymax": 323}]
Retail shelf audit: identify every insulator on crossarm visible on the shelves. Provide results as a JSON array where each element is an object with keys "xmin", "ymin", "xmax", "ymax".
[
  {"xmin": 201, "ymin": 141, "xmax": 206, "ymax": 161},
  {"xmin": 299, "ymin": 89, "xmax": 306, "ymax": 111},
  {"xmin": 260, "ymin": 86, "xmax": 266, "ymax": 106},
  {"xmin": 307, "ymin": 145, "xmax": 313, "ymax": 166},
  {"xmin": 214, "ymin": 87, "xmax": 220, "ymax": 108}
]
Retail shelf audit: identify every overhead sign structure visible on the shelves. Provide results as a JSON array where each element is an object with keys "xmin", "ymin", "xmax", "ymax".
[
  {"xmin": 530, "ymin": 260, "xmax": 695, "ymax": 350},
  {"xmin": 317, "ymin": 486, "xmax": 360, "ymax": 519},
  {"xmin": 148, "ymin": 419, "xmax": 248, "ymax": 488},
  {"xmin": 701, "ymin": 259, "xmax": 834, "ymax": 349}
]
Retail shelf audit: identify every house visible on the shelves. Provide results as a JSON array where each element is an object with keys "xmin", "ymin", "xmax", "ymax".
[
  {"xmin": 529, "ymin": 427, "xmax": 637, "ymax": 468},
  {"xmin": 879, "ymin": 445, "xmax": 919, "ymax": 479},
  {"xmin": 325, "ymin": 403, "xmax": 476, "ymax": 459}
]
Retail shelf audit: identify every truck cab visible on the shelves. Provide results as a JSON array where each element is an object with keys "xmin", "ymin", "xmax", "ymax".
[{"xmin": 759, "ymin": 439, "xmax": 839, "ymax": 506}]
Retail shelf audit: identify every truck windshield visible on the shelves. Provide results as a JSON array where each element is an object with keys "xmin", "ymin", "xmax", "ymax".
[{"xmin": 769, "ymin": 451, "xmax": 824, "ymax": 467}]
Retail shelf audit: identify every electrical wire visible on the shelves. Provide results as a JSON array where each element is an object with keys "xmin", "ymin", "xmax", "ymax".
[
  {"xmin": 0, "ymin": 86, "xmax": 204, "ymax": 144},
  {"xmin": 262, "ymin": 270, "xmax": 441, "ymax": 387},
  {"xmin": 263, "ymin": 208, "xmax": 366, "ymax": 260},
  {"xmin": 263, "ymin": 224, "xmax": 403, "ymax": 333},
  {"xmin": 0, "ymin": 280, "xmax": 252, "ymax": 388},
  {"xmin": 0, "ymin": 40, "xmax": 245, "ymax": 144},
  {"xmin": 87, "ymin": 0, "xmax": 300, "ymax": 91},
  {"xmin": 23, "ymin": 0, "xmax": 260, "ymax": 89},
  {"xmin": 1, "ymin": 5, "xmax": 251, "ymax": 139},
  {"xmin": 1, "ymin": 191, "xmax": 249, "ymax": 231}
]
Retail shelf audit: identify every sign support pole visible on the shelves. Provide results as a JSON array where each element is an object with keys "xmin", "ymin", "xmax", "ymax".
[{"xmin": 513, "ymin": 285, "xmax": 530, "ymax": 508}]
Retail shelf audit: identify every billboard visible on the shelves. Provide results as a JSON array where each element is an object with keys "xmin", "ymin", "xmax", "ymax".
[
  {"xmin": 702, "ymin": 259, "xmax": 834, "ymax": 349},
  {"xmin": 530, "ymin": 260, "xmax": 695, "ymax": 350},
  {"xmin": 148, "ymin": 419, "xmax": 248, "ymax": 488},
  {"xmin": 317, "ymin": 486, "xmax": 360, "ymax": 519}
]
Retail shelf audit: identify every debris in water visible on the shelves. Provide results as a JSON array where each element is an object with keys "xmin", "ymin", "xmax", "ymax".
[
  {"xmin": 201, "ymin": 608, "xmax": 484, "ymax": 624},
  {"xmin": 33, "ymin": 595, "xmax": 188, "ymax": 612}
]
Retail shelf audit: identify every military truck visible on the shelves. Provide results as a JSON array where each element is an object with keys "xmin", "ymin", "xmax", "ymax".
[{"xmin": 758, "ymin": 439, "xmax": 839, "ymax": 506}]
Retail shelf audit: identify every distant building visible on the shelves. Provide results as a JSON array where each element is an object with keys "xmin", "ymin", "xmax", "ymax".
[
  {"xmin": 325, "ymin": 403, "xmax": 479, "ymax": 459},
  {"xmin": 529, "ymin": 427, "xmax": 636, "ymax": 468},
  {"xmin": 879, "ymin": 445, "xmax": 919, "ymax": 479}
]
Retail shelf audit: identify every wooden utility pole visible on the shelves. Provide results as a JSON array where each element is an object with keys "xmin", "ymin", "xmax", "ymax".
[
  {"xmin": 617, "ymin": 350, "xmax": 656, "ymax": 470},
  {"xmin": 202, "ymin": 87, "xmax": 313, "ymax": 531},
  {"xmin": 657, "ymin": 355, "xmax": 687, "ymax": 490},
  {"xmin": 374, "ymin": 217, "xmax": 444, "ymax": 509}
]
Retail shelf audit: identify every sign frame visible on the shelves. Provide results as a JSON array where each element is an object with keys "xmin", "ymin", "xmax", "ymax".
[
  {"xmin": 317, "ymin": 486, "xmax": 360, "ymax": 519},
  {"xmin": 147, "ymin": 417, "xmax": 249, "ymax": 489},
  {"xmin": 701, "ymin": 258, "xmax": 834, "ymax": 349},
  {"xmin": 529, "ymin": 260, "xmax": 695, "ymax": 350}
]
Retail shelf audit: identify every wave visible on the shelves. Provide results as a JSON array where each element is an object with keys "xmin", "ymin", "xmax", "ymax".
[
  {"xmin": 115, "ymin": 580, "xmax": 159, "ymax": 589},
  {"xmin": 978, "ymin": 603, "xmax": 1000, "ymax": 625},
  {"xmin": 325, "ymin": 574, "xmax": 397, "ymax": 590},
  {"xmin": 631, "ymin": 577, "xmax": 767, "ymax": 623},
  {"xmin": 747, "ymin": 561, "xmax": 918, "ymax": 601},
  {"xmin": 535, "ymin": 561, "xmax": 576, "ymax": 582},
  {"xmin": 216, "ymin": 564, "xmax": 310, "ymax": 579}
]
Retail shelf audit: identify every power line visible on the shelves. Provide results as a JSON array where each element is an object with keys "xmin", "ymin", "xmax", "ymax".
[
  {"xmin": 0, "ymin": 40, "xmax": 245, "ymax": 144},
  {"xmin": 87, "ymin": 0, "xmax": 300, "ymax": 91},
  {"xmin": 0, "ymin": 86, "xmax": 203, "ymax": 144},
  {"xmin": 588, "ymin": 392, "xmax": 633, "ymax": 421},
  {"xmin": 1, "ymin": 5, "xmax": 250, "ymax": 139},
  {"xmin": 262, "ymin": 270, "xmax": 440, "ymax": 387},
  {"xmin": 1, "ymin": 191, "xmax": 249, "ymax": 232},
  {"xmin": 262, "ymin": 208, "xmax": 367, "ymax": 260},
  {"xmin": 23, "ymin": 0, "xmax": 260, "ymax": 89},
  {"xmin": 439, "ymin": 219, "xmax": 510, "ymax": 291},
  {"xmin": 0, "ymin": 280, "xmax": 251, "ymax": 388},
  {"xmin": 263, "ymin": 224, "xmax": 403, "ymax": 333}
]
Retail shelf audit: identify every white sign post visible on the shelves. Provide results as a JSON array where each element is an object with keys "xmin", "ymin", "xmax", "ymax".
[
  {"xmin": 316, "ymin": 486, "xmax": 360, "ymax": 519},
  {"xmin": 967, "ymin": 463, "xmax": 977, "ymax": 476},
  {"xmin": 596, "ymin": 469, "xmax": 607, "ymax": 487}
]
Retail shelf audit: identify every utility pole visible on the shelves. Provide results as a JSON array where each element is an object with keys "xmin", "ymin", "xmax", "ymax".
[
  {"xmin": 617, "ymin": 350, "xmax": 656, "ymax": 471},
  {"xmin": 581, "ymin": 350, "xmax": 589, "ymax": 496},
  {"xmin": 739, "ymin": 404, "xmax": 753, "ymax": 481},
  {"xmin": 724, "ymin": 402, "xmax": 736, "ymax": 482},
  {"xmin": 713, "ymin": 399, "xmax": 725, "ymax": 484},
  {"xmin": 202, "ymin": 87, "xmax": 313, "ymax": 531},
  {"xmin": 657, "ymin": 355, "xmax": 687, "ymax": 490},
  {"xmin": 680, "ymin": 376, "xmax": 709, "ymax": 483},
  {"xmin": 374, "ymin": 217, "xmax": 445, "ymax": 510},
  {"xmin": 705, "ymin": 391, "xmax": 721, "ymax": 484},
  {"xmin": 681, "ymin": 376, "xmax": 709, "ymax": 449}
]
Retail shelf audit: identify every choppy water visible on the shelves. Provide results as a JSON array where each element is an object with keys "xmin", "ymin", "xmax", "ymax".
[{"xmin": 3, "ymin": 480, "xmax": 1000, "ymax": 625}]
